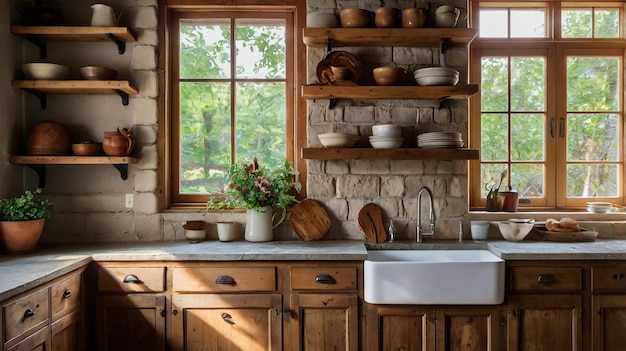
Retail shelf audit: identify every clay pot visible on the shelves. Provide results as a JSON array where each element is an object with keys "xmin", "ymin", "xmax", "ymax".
[
  {"xmin": 374, "ymin": 7, "xmax": 400, "ymax": 28},
  {"xmin": 26, "ymin": 120, "xmax": 71, "ymax": 155},
  {"xmin": 0, "ymin": 219, "xmax": 45, "ymax": 255},
  {"xmin": 402, "ymin": 8, "xmax": 428, "ymax": 28},
  {"xmin": 102, "ymin": 128, "xmax": 135, "ymax": 156}
]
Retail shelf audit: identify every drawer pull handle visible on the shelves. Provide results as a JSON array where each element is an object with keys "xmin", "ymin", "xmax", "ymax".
[
  {"xmin": 315, "ymin": 274, "xmax": 336, "ymax": 284},
  {"xmin": 221, "ymin": 313, "xmax": 235, "ymax": 325},
  {"xmin": 123, "ymin": 274, "xmax": 141, "ymax": 284},
  {"xmin": 613, "ymin": 273, "xmax": 626, "ymax": 280},
  {"xmin": 537, "ymin": 274, "xmax": 555, "ymax": 284},
  {"xmin": 63, "ymin": 289, "xmax": 72, "ymax": 299},
  {"xmin": 215, "ymin": 275, "xmax": 235, "ymax": 285},
  {"xmin": 23, "ymin": 309, "xmax": 35, "ymax": 320}
]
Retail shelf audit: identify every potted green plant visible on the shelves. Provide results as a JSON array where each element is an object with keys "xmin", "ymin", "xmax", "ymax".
[{"xmin": 0, "ymin": 188, "xmax": 53, "ymax": 254}]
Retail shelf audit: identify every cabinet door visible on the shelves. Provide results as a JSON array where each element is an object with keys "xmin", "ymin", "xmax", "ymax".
[
  {"xmin": 436, "ymin": 306, "xmax": 503, "ymax": 351},
  {"xmin": 506, "ymin": 294, "xmax": 582, "ymax": 351},
  {"xmin": 96, "ymin": 295, "xmax": 166, "ymax": 351},
  {"xmin": 5, "ymin": 326, "xmax": 50, "ymax": 351},
  {"xmin": 51, "ymin": 309, "xmax": 83, "ymax": 351},
  {"xmin": 592, "ymin": 295, "xmax": 626, "ymax": 351},
  {"xmin": 172, "ymin": 294, "xmax": 282, "ymax": 351},
  {"xmin": 290, "ymin": 293, "xmax": 359, "ymax": 351},
  {"xmin": 364, "ymin": 305, "xmax": 435, "ymax": 351}
]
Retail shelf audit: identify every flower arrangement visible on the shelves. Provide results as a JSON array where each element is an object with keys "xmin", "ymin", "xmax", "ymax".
[{"xmin": 208, "ymin": 158, "xmax": 301, "ymax": 210}]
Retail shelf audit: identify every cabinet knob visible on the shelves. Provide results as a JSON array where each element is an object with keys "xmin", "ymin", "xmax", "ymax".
[
  {"xmin": 215, "ymin": 275, "xmax": 235, "ymax": 285},
  {"xmin": 315, "ymin": 274, "xmax": 336, "ymax": 284},
  {"xmin": 612, "ymin": 273, "xmax": 625, "ymax": 280},
  {"xmin": 23, "ymin": 309, "xmax": 35, "ymax": 320},
  {"xmin": 537, "ymin": 274, "xmax": 555, "ymax": 284},
  {"xmin": 63, "ymin": 289, "xmax": 73, "ymax": 298},
  {"xmin": 221, "ymin": 313, "xmax": 235, "ymax": 325},
  {"xmin": 123, "ymin": 274, "xmax": 141, "ymax": 283},
  {"xmin": 172, "ymin": 309, "xmax": 179, "ymax": 316}
]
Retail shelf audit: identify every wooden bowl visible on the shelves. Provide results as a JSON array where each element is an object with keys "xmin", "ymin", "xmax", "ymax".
[
  {"xmin": 373, "ymin": 66, "xmax": 406, "ymax": 86},
  {"xmin": 72, "ymin": 142, "xmax": 102, "ymax": 156},
  {"xmin": 374, "ymin": 7, "xmax": 400, "ymax": 28},
  {"xmin": 79, "ymin": 66, "xmax": 118, "ymax": 80},
  {"xmin": 339, "ymin": 8, "xmax": 371, "ymax": 28}
]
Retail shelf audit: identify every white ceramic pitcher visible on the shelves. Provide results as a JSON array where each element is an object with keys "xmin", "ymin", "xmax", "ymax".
[
  {"xmin": 244, "ymin": 206, "xmax": 285, "ymax": 242},
  {"xmin": 90, "ymin": 4, "xmax": 119, "ymax": 26}
]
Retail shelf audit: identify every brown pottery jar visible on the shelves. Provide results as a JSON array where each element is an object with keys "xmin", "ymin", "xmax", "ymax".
[{"xmin": 102, "ymin": 128, "xmax": 135, "ymax": 156}]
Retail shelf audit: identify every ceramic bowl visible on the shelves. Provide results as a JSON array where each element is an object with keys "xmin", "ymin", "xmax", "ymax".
[
  {"xmin": 339, "ymin": 8, "xmax": 371, "ymax": 28},
  {"xmin": 369, "ymin": 140, "xmax": 403, "ymax": 149},
  {"xmin": 498, "ymin": 220, "xmax": 535, "ymax": 241},
  {"xmin": 372, "ymin": 124, "xmax": 401, "ymax": 137},
  {"xmin": 586, "ymin": 202, "xmax": 614, "ymax": 213},
  {"xmin": 306, "ymin": 11, "xmax": 339, "ymax": 28},
  {"xmin": 415, "ymin": 75, "xmax": 459, "ymax": 86},
  {"xmin": 318, "ymin": 132, "xmax": 359, "ymax": 148},
  {"xmin": 72, "ymin": 142, "xmax": 102, "ymax": 155},
  {"xmin": 434, "ymin": 11, "xmax": 460, "ymax": 28},
  {"xmin": 373, "ymin": 7, "xmax": 400, "ymax": 28},
  {"xmin": 79, "ymin": 66, "xmax": 118, "ymax": 80},
  {"xmin": 373, "ymin": 66, "xmax": 406, "ymax": 86},
  {"xmin": 22, "ymin": 63, "xmax": 70, "ymax": 80}
]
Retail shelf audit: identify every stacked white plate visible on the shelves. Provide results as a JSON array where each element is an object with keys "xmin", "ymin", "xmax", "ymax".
[
  {"xmin": 586, "ymin": 202, "xmax": 614, "ymax": 213},
  {"xmin": 413, "ymin": 67, "xmax": 460, "ymax": 86},
  {"xmin": 417, "ymin": 132, "xmax": 464, "ymax": 148},
  {"xmin": 369, "ymin": 135, "xmax": 403, "ymax": 149}
]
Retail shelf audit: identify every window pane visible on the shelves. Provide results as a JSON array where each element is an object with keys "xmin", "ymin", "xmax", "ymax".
[
  {"xmin": 595, "ymin": 9, "xmax": 619, "ymax": 38},
  {"xmin": 511, "ymin": 114, "xmax": 544, "ymax": 161},
  {"xmin": 479, "ymin": 9, "xmax": 507, "ymax": 38},
  {"xmin": 567, "ymin": 164, "xmax": 619, "ymax": 197},
  {"xmin": 235, "ymin": 82, "xmax": 286, "ymax": 168},
  {"xmin": 567, "ymin": 57, "xmax": 619, "ymax": 111},
  {"xmin": 481, "ymin": 113, "xmax": 508, "ymax": 161},
  {"xmin": 511, "ymin": 164, "xmax": 544, "ymax": 197},
  {"xmin": 235, "ymin": 21, "xmax": 286, "ymax": 79},
  {"xmin": 567, "ymin": 114, "xmax": 619, "ymax": 161},
  {"xmin": 481, "ymin": 57, "xmax": 508, "ymax": 111},
  {"xmin": 510, "ymin": 9, "xmax": 545, "ymax": 38},
  {"xmin": 180, "ymin": 22, "xmax": 231, "ymax": 79},
  {"xmin": 180, "ymin": 82, "xmax": 232, "ymax": 194},
  {"xmin": 481, "ymin": 164, "xmax": 508, "ymax": 197},
  {"xmin": 562, "ymin": 9, "xmax": 592, "ymax": 38},
  {"xmin": 511, "ymin": 57, "xmax": 545, "ymax": 111}
]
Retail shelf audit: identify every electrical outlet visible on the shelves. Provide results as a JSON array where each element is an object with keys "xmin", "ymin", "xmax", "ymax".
[{"xmin": 125, "ymin": 194, "xmax": 133, "ymax": 208}]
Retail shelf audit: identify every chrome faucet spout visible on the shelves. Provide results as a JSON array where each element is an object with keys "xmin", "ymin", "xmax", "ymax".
[{"xmin": 417, "ymin": 187, "xmax": 435, "ymax": 242}]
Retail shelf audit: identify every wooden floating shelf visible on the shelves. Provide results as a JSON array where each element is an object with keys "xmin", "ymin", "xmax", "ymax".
[
  {"xmin": 12, "ymin": 80, "xmax": 139, "ymax": 108},
  {"xmin": 301, "ymin": 148, "xmax": 480, "ymax": 160},
  {"xmin": 303, "ymin": 28, "xmax": 478, "ymax": 48},
  {"xmin": 302, "ymin": 85, "xmax": 479, "ymax": 100},
  {"xmin": 9, "ymin": 155, "xmax": 138, "ymax": 188},
  {"xmin": 11, "ymin": 25, "xmax": 137, "ymax": 42}
]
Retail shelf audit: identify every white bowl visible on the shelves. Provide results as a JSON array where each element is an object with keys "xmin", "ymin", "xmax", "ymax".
[
  {"xmin": 22, "ymin": 63, "xmax": 70, "ymax": 80},
  {"xmin": 372, "ymin": 124, "xmax": 401, "ymax": 137},
  {"xmin": 414, "ymin": 67, "xmax": 459, "ymax": 76},
  {"xmin": 369, "ymin": 136, "xmax": 403, "ymax": 142},
  {"xmin": 415, "ymin": 75, "xmax": 459, "ymax": 86},
  {"xmin": 318, "ymin": 132, "xmax": 359, "ymax": 148},
  {"xmin": 498, "ymin": 220, "xmax": 535, "ymax": 241},
  {"xmin": 307, "ymin": 12, "xmax": 339, "ymax": 28},
  {"xmin": 370, "ymin": 140, "xmax": 403, "ymax": 149}
]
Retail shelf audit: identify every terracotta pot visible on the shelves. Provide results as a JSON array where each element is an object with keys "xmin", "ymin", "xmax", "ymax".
[
  {"xmin": 26, "ymin": 120, "xmax": 71, "ymax": 155},
  {"xmin": 102, "ymin": 128, "xmax": 135, "ymax": 156},
  {"xmin": 0, "ymin": 219, "xmax": 45, "ymax": 255}
]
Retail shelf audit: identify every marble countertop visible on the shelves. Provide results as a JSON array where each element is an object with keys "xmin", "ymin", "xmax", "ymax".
[{"xmin": 3, "ymin": 239, "xmax": 626, "ymax": 302}]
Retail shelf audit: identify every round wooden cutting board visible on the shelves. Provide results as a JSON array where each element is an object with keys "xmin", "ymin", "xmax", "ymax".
[{"xmin": 289, "ymin": 199, "xmax": 331, "ymax": 241}]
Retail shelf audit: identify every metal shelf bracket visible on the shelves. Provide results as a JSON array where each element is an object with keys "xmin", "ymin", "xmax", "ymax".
[
  {"xmin": 105, "ymin": 33, "xmax": 127, "ymax": 54},
  {"xmin": 439, "ymin": 38, "xmax": 451, "ymax": 67},
  {"xmin": 327, "ymin": 38, "xmax": 335, "ymax": 53},
  {"xmin": 113, "ymin": 89, "xmax": 130, "ymax": 105},
  {"xmin": 25, "ymin": 35, "xmax": 48, "ymax": 59},
  {"xmin": 25, "ymin": 164, "xmax": 47, "ymax": 188},
  {"xmin": 113, "ymin": 164, "xmax": 129, "ymax": 180}
]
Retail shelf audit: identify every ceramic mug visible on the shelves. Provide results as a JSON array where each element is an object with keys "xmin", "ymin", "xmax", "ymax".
[{"xmin": 216, "ymin": 222, "xmax": 238, "ymax": 242}]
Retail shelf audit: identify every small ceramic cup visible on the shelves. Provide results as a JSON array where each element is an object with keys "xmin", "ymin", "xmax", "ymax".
[
  {"xmin": 217, "ymin": 222, "xmax": 239, "ymax": 242},
  {"xmin": 470, "ymin": 221, "xmax": 490, "ymax": 241}
]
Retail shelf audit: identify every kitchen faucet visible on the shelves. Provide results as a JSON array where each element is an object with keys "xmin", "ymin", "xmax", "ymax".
[{"xmin": 416, "ymin": 187, "xmax": 435, "ymax": 242}]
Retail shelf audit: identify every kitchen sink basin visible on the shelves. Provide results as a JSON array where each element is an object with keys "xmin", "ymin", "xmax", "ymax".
[{"xmin": 364, "ymin": 250, "xmax": 505, "ymax": 305}]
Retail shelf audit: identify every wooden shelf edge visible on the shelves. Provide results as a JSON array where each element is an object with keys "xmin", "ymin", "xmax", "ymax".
[
  {"xmin": 301, "ymin": 84, "xmax": 478, "ymax": 100},
  {"xmin": 301, "ymin": 148, "xmax": 480, "ymax": 160},
  {"xmin": 11, "ymin": 25, "xmax": 137, "ymax": 42},
  {"xmin": 303, "ymin": 27, "xmax": 478, "ymax": 47},
  {"xmin": 9, "ymin": 155, "xmax": 138, "ymax": 165},
  {"xmin": 12, "ymin": 80, "xmax": 139, "ymax": 95}
]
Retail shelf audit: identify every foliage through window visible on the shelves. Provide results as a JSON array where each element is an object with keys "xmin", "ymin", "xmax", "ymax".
[
  {"xmin": 470, "ymin": 1, "xmax": 625, "ymax": 210},
  {"xmin": 169, "ymin": 10, "xmax": 294, "ymax": 205}
]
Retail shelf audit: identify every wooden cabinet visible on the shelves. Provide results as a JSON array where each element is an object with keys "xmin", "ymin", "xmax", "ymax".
[
  {"xmin": 1, "ymin": 268, "xmax": 84, "ymax": 351},
  {"xmin": 95, "ymin": 264, "xmax": 167, "ymax": 351},
  {"xmin": 591, "ymin": 264, "xmax": 626, "ymax": 351}
]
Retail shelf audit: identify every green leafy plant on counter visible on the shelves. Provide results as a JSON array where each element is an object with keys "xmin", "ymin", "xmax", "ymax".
[{"xmin": 0, "ymin": 189, "xmax": 53, "ymax": 221}]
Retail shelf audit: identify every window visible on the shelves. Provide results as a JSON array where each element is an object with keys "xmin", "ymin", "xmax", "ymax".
[
  {"xmin": 469, "ymin": 1, "xmax": 625, "ymax": 210},
  {"xmin": 164, "ymin": 4, "xmax": 299, "ymax": 206}
]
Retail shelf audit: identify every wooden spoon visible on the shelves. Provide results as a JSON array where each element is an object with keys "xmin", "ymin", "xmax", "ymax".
[{"xmin": 358, "ymin": 203, "xmax": 387, "ymax": 243}]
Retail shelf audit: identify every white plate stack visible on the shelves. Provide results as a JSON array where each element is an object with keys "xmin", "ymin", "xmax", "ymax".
[
  {"xmin": 370, "ymin": 124, "xmax": 403, "ymax": 149},
  {"xmin": 417, "ymin": 132, "xmax": 464, "ymax": 148}
]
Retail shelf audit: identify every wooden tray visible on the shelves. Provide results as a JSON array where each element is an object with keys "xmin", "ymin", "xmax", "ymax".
[{"xmin": 534, "ymin": 226, "xmax": 598, "ymax": 242}]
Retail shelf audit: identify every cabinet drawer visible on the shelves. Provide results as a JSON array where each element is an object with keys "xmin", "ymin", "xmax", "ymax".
[
  {"xmin": 290, "ymin": 267, "xmax": 357, "ymax": 291},
  {"xmin": 50, "ymin": 272, "xmax": 82, "ymax": 317},
  {"xmin": 3, "ymin": 287, "xmax": 49, "ymax": 344},
  {"xmin": 592, "ymin": 266, "xmax": 626, "ymax": 291},
  {"xmin": 509, "ymin": 266, "xmax": 582, "ymax": 291},
  {"xmin": 173, "ymin": 267, "xmax": 276, "ymax": 292},
  {"xmin": 98, "ymin": 266, "xmax": 166, "ymax": 293}
]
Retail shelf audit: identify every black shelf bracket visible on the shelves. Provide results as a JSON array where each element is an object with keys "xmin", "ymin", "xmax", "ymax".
[
  {"xmin": 25, "ymin": 35, "xmax": 48, "ymax": 59},
  {"xmin": 113, "ymin": 164, "xmax": 129, "ymax": 180},
  {"xmin": 106, "ymin": 33, "xmax": 127, "ymax": 54},
  {"xmin": 113, "ymin": 89, "xmax": 130, "ymax": 105},
  {"xmin": 327, "ymin": 38, "xmax": 334, "ymax": 53},
  {"xmin": 21, "ymin": 89, "xmax": 48, "ymax": 109},
  {"xmin": 25, "ymin": 164, "xmax": 47, "ymax": 188},
  {"xmin": 328, "ymin": 98, "xmax": 337, "ymax": 109},
  {"xmin": 439, "ymin": 38, "xmax": 452, "ymax": 67},
  {"xmin": 438, "ymin": 96, "xmax": 451, "ymax": 109}
]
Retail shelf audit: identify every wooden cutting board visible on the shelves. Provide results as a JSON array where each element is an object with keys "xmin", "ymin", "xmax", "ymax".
[
  {"xmin": 289, "ymin": 199, "xmax": 331, "ymax": 241},
  {"xmin": 358, "ymin": 203, "xmax": 387, "ymax": 243},
  {"xmin": 534, "ymin": 227, "xmax": 598, "ymax": 242}
]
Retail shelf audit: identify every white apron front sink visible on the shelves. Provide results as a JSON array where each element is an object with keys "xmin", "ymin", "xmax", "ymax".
[{"xmin": 364, "ymin": 250, "xmax": 505, "ymax": 305}]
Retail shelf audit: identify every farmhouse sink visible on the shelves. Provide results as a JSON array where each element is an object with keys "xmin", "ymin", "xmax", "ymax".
[{"xmin": 364, "ymin": 250, "xmax": 505, "ymax": 305}]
